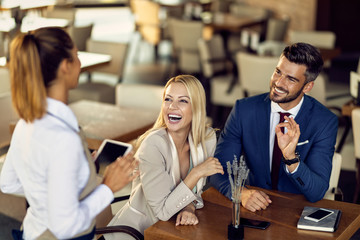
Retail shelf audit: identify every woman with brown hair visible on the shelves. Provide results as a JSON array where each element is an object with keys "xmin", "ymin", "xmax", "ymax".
[{"xmin": 0, "ymin": 27, "xmax": 138, "ymax": 240}]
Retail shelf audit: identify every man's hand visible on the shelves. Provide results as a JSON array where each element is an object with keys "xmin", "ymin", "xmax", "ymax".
[
  {"xmin": 175, "ymin": 204, "xmax": 199, "ymax": 226},
  {"xmin": 276, "ymin": 116, "xmax": 300, "ymax": 160},
  {"xmin": 241, "ymin": 188, "xmax": 272, "ymax": 212}
]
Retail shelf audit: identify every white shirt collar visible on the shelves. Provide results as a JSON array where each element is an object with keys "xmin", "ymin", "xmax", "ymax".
[
  {"xmin": 271, "ymin": 96, "xmax": 304, "ymax": 118},
  {"xmin": 46, "ymin": 97, "xmax": 79, "ymax": 132}
]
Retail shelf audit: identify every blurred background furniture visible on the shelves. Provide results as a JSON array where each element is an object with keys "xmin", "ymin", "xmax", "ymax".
[
  {"xmin": 69, "ymin": 40, "xmax": 129, "ymax": 104},
  {"xmin": 210, "ymin": 0, "xmax": 232, "ymax": 13},
  {"xmin": 0, "ymin": 68, "xmax": 18, "ymax": 148},
  {"xmin": 352, "ymin": 109, "xmax": 360, "ymax": 203},
  {"xmin": 68, "ymin": 23, "xmax": 93, "ymax": 51},
  {"xmin": 323, "ymin": 152, "xmax": 343, "ymax": 201},
  {"xmin": 226, "ymin": 2, "xmax": 272, "ymax": 53},
  {"xmin": 69, "ymin": 100, "xmax": 159, "ymax": 150},
  {"xmin": 264, "ymin": 16, "xmax": 290, "ymax": 42},
  {"xmin": 288, "ymin": 30, "xmax": 336, "ymax": 69},
  {"xmin": 307, "ymin": 73, "xmax": 342, "ymax": 113},
  {"xmin": 0, "ymin": 32, "xmax": 5, "ymax": 57},
  {"xmin": 198, "ymin": 34, "xmax": 243, "ymax": 127},
  {"xmin": 86, "ymin": 39, "xmax": 129, "ymax": 82},
  {"xmin": 44, "ymin": 6, "xmax": 76, "ymax": 25},
  {"xmin": 0, "ymin": 91, "xmax": 17, "ymax": 148},
  {"xmin": 115, "ymin": 83, "xmax": 163, "ymax": 111},
  {"xmin": 77, "ymin": 51, "xmax": 111, "ymax": 73},
  {"xmin": 256, "ymin": 40, "xmax": 287, "ymax": 57},
  {"xmin": 169, "ymin": 18, "xmax": 204, "ymax": 76},
  {"xmin": 288, "ymin": 30, "xmax": 336, "ymax": 49},
  {"xmin": 86, "ymin": 39, "xmax": 128, "ymax": 83},
  {"xmin": 130, "ymin": 0, "xmax": 168, "ymax": 61},
  {"xmin": 307, "ymin": 73, "xmax": 329, "ymax": 104},
  {"xmin": 20, "ymin": 16, "xmax": 70, "ymax": 32},
  {"xmin": 236, "ymin": 51, "xmax": 278, "ymax": 97},
  {"xmin": 229, "ymin": 2, "xmax": 272, "ymax": 19}
]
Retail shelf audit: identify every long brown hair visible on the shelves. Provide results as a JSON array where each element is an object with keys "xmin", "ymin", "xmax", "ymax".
[{"xmin": 9, "ymin": 27, "xmax": 74, "ymax": 122}]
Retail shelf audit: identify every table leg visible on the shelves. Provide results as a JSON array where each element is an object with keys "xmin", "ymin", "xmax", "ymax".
[{"xmin": 336, "ymin": 116, "xmax": 351, "ymax": 153}]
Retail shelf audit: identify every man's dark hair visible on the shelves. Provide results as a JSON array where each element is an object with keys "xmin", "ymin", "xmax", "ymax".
[{"xmin": 281, "ymin": 42, "xmax": 324, "ymax": 82}]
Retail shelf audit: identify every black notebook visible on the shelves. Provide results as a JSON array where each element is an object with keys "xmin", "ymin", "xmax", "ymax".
[{"xmin": 297, "ymin": 206, "xmax": 342, "ymax": 232}]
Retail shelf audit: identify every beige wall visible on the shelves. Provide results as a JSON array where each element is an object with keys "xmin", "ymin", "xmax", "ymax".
[{"xmin": 237, "ymin": 0, "xmax": 318, "ymax": 31}]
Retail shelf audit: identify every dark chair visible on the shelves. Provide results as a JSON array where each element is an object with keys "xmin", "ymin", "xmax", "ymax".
[{"xmin": 96, "ymin": 225, "xmax": 144, "ymax": 240}]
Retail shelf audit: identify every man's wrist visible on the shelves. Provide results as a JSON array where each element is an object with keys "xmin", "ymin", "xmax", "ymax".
[
  {"xmin": 282, "ymin": 152, "xmax": 300, "ymax": 165},
  {"xmin": 283, "ymin": 152, "xmax": 296, "ymax": 160}
]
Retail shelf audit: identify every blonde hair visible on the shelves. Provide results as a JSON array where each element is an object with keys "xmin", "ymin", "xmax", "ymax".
[
  {"xmin": 10, "ymin": 27, "xmax": 74, "ymax": 122},
  {"xmin": 136, "ymin": 75, "xmax": 214, "ymax": 153}
]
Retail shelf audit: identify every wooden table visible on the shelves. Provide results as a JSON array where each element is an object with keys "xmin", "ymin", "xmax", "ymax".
[
  {"xmin": 69, "ymin": 100, "xmax": 159, "ymax": 150},
  {"xmin": 0, "ymin": 51, "xmax": 111, "ymax": 72},
  {"xmin": 319, "ymin": 48, "xmax": 341, "ymax": 63},
  {"xmin": 78, "ymin": 51, "xmax": 112, "ymax": 73},
  {"xmin": 20, "ymin": 16, "xmax": 70, "ymax": 32},
  {"xmin": 208, "ymin": 13, "xmax": 265, "ymax": 33},
  {"xmin": 204, "ymin": 13, "xmax": 265, "ymax": 54},
  {"xmin": 145, "ymin": 187, "xmax": 360, "ymax": 240}
]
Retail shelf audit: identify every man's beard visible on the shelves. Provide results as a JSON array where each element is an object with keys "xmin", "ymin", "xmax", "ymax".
[{"xmin": 269, "ymin": 84, "xmax": 305, "ymax": 103}]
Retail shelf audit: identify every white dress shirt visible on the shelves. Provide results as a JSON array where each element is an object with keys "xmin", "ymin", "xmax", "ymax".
[
  {"xmin": 0, "ymin": 98, "xmax": 113, "ymax": 239},
  {"xmin": 269, "ymin": 97, "xmax": 304, "ymax": 173}
]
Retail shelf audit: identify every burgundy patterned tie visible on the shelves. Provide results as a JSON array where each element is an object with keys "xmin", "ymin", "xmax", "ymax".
[{"xmin": 271, "ymin": 112, "xmax": 290, "ymax": 190}]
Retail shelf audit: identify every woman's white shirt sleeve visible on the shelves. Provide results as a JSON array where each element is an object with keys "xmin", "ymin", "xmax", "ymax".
[
  {"xmin": 0, "ymin": 98, "xmax": 114, "ymax": 239},
  {"xmin": 46, "ymin": 131, "xmax": 113, "ymax": 238}
]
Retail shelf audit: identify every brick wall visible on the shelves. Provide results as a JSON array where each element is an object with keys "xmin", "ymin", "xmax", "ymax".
[{"xmin": 237, "ymin": 0, "xmax": 317, "ymax": 31}]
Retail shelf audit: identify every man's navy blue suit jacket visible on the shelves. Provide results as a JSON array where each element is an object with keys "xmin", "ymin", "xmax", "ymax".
[{"xmin": 209, "ymin": 93, "xmax": 338, "ymax": 202}]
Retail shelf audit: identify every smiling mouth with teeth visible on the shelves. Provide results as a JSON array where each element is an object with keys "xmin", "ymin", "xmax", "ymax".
[
  {"xmin": 274, "ymin": 87, "xmax": 287, "ymax": 94},
  {"xmin": 168, "ymin": 114, "xmax": 182, "ymax": 122}
]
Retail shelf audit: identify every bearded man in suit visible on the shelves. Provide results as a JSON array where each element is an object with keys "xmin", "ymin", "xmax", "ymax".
[{"xmin": 210, "ymin": 42, "xmax": 338, "ymax": 212}]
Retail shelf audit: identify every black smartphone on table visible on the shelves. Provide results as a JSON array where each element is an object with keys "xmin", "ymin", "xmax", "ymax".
[{"xmin": 240, "ymin": 218, "xmax": 270, "ymax": 230}]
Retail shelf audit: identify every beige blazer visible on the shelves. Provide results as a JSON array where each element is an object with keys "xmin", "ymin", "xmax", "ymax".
[{"xmin": 107, "ymin": 127, "xmax": 216, "ymax": 236}]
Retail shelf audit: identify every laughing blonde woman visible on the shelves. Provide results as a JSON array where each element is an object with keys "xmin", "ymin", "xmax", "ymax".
[{"xmin": 106, "ymin": 75, "xmax": 224, "ymax": 239}]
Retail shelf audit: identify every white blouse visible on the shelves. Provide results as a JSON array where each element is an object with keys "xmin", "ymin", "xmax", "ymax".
[{"xmin": 0, "ymin": 98, "xmax": 113, "ymax": 239}]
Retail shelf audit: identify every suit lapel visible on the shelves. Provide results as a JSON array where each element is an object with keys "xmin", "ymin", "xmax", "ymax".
[
  {"xmin": 294, "ymin": 95, "xmax": 312, "ymax": 132},
  {"xmin": 167, "ymin": 132, "xmax": 181, "ymax": 186},
  {"xmin": 256, "ymin": 95, "xmax": 272, "ymax": 179}
]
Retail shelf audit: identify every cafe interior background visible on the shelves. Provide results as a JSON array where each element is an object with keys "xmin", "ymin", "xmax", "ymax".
[{"xmin": 1, "ymin": 0, "xmax": 360, "ymax": 238}]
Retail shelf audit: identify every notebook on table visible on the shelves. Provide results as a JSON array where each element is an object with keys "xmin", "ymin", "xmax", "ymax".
[{"xmin": 297, "ymin": 206, "xmax": 342, "ymax": 232}]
